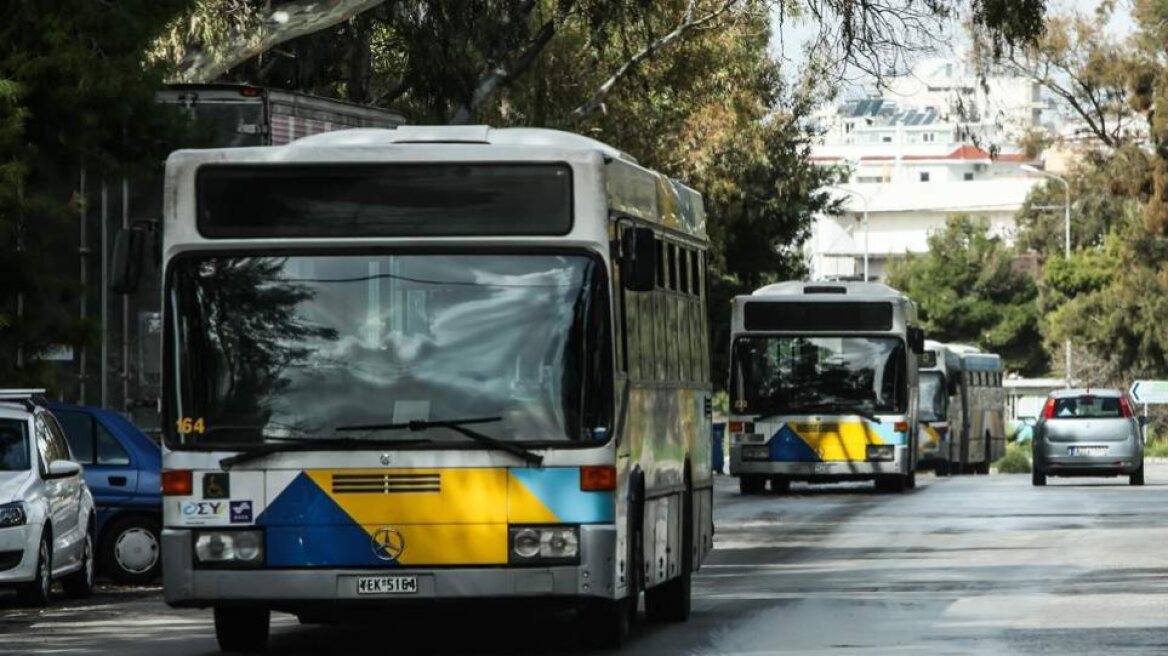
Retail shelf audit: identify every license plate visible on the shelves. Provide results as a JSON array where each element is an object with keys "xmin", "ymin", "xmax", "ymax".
[
  {"xmin": 356, "ymin": 576, "xmax": 418, "ymax": 595},
  {"xmin": 1069, "ymin": 446, "xmax": 1108, "ymax": 456}
]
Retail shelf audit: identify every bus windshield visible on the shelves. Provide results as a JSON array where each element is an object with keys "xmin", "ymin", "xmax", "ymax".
[
  {"xmin": 730, "ymin": 336, "xmax": 907, "ymax": 416},
  {"xmin": 919, "ymin": 371, "xmax": 947, "ymax": 422},
  {"xmin": 164, "ymin": 253, "xmax": 611, "ymax": 448}
]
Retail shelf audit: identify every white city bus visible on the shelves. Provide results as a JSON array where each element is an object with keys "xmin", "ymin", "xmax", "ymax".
[
  {"xmin": 727, "ymin": 281, "xmax": 926, "ymax": 494},
  {"xmin": 119, "ymin": 126, "xmax": 714, "ymax": 650},
  {"xmin": 945, "ymin": 346, "xmax": 1007, "ymax": 474},
  {"xmin": 917, "ymin": 340, "xmax": 953, "ymax": 476}
]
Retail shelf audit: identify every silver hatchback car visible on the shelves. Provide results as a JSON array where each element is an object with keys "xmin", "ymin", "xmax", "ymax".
[{"xmin": 1032, "ymin": 389, "xmax": 1146, "ymax": 486}]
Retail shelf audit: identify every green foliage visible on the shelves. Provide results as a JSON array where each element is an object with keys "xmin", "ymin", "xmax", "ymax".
[
  {"xmin": 887, "ymin": 216, "xmax": 1044, "ymax": 374},
  {"xmin": 993, "ymin": 441, "xmax": 1032, "ymax": 474},
  {"xmin": 0, "ymin": 1, "xmax": 190, "ymax": 390}
]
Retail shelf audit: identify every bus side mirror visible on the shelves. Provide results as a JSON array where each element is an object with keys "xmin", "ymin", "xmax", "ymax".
[
  {"xmin": 908, "ymin": 327, "xmax": 925, "ymax": 355},
  {"xmin": 621, "ymin": 225, "xmax": 656, "ymax": 292},
  {"xmin": 111, "ymin": 220, "xmax": 160, "ymax": 294},
  {"xmin": 111, "ymin": 226, "xmax": 146, "ymax": 294}
]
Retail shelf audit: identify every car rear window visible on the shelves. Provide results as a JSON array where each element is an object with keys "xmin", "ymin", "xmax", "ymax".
[{"xmin": 1051, "ymin": 396, "xmax": 1123, "ymax": 419}]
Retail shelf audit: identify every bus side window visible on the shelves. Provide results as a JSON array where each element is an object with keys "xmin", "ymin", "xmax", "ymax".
[
  {"xmin": 655, "ymin": 238, "xmax": 666, "ymax": 289},
  {"xmin": 641, "ymin": 289, "xmax": 655, "ymax": 381}
]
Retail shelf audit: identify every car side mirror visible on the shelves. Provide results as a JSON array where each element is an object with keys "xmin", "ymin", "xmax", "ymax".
[
  {"xmin": 1138, "ymin": 416, "xmax": 1150, "ymax": 427},
  {"xmin": 620, "ymin": 225, "xmax": 656, "ymax": 292},
  {"xmin": 45, "ymin": 460, "xmax": 82, "ymax": 480}
]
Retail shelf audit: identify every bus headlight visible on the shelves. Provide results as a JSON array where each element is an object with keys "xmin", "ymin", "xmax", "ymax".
[
  {"xmin": 194, "ymin": 530, "xmax": 264, "ymax": 567},
  {"xmin": 742, "ymin": 445, "xmax": 770, "ymax": 461},
  {"xmin": 509, "ymin": 526, "xmax": 579, "ymax": 564},
  {"xmin": 866, "ymin": 445, "xmax": 895, "ymax": 462}
]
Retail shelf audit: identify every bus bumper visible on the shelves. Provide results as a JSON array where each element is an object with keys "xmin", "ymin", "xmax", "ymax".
[
  {"xmin": 729, "ymin": 444, "xmax": 911, "ymax": 478},
  {"xmin": 162, "ymin": 525, "xmax": 618, "ymax": 607}
]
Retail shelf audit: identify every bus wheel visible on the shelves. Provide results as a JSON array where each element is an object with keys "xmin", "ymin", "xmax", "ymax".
[
  {"xmin": 739, "ymin": 476, "xmax": 766, "ymax": 495},
  {"xmin": 584, "ymin": 519, "xmax": 641, "ymax": 647},
  {"xmin": 769, "ymin": 477, "xmax": 790, "ymax": 494},
  {"xmin": 935, "ymin": 461, "xmax": 950, "ymax": 477},
  {"xmin": 905, "ymin": 472, "xmax": 917, "ymax": 490},
  {"xmin": 214, "ymin": 607, "xmax": 270, "ymax": 653},
  {"xmin": 874, "ymin": 475, "xmax": 906, "ymax": 493}
]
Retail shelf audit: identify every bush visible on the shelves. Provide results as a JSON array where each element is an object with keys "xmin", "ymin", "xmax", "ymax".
[
  {"xmin": 994, "ymin": 442, "xmax": 1032, "ymax": 474},
  {"xmin": 1145, "ymin": 438, "xmax": 1168, "ymax": 458}
]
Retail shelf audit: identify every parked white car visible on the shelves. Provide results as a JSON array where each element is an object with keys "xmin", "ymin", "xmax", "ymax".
[{"xmin": 0, "ymin": 390, "xmax": 95, "ymax": 605}]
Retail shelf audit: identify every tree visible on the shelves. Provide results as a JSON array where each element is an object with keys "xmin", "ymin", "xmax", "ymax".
[
  {"xmin": 887, "ymin": 216, "xmax": 1044, "ymax": 374},
  {"xmin": 990, "ymin": 3, "xmax": 1147, "ymax": 149},
  {"xmin": 0, "ymin": 1, "xmax": 190, "ymax": 389}
]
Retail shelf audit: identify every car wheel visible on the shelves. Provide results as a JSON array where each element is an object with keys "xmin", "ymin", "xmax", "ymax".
[
  {"xmin": 62, "ymin": 528, "xmax": 95, "ymax": 599},
  {"xmin": 16, "ymin": 532, "xmax": 52, "ymax": 607},
  {"xmin": 214, "ymin": 606, "xmax": 270, "ymax": 653},
  {"xmin": 100, "ymin": 516, "xmax": 161, "ymax": 585},
  {"xmin": 1130, "ymin": 464, "xmax": 1145, "ymax": 486}
]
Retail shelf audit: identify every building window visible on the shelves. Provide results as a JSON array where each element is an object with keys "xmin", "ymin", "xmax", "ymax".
[
  {"xmin": 882, "ymin": 135, "xmax": 892, "ymax": 143},
  {"xmin": 919, "ymin": 172, "xmax": 930, "ymax": 182},
  {"xmin": 923, "ymin": 132, "xmax": 935, "ymax": 143},
  {"xmin": 963, "ymin": 172, "xmax": 974, "ymax": 181}
]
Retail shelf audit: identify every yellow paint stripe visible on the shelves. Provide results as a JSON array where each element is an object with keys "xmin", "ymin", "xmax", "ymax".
[
  {"xmin": 790, "ymin": 422, "xmax": 885, "ymax": 462},
  {"xmin": 507, "ymin": 473, "xmax": 559, "ymax": 524},
  {"xmin": 308, "ymin": 468, "xmax": 509, "ymax": 525}
]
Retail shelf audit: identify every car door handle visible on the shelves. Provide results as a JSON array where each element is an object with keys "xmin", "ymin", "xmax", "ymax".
[{"xmin": 108, "ymin": 476, "xmax": 128, "ymax": 487}]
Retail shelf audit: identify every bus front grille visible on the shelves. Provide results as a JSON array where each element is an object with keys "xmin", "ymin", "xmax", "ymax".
[{"xmin": 331, "ymin": 473, "xmax": 442, "ymax": 494}]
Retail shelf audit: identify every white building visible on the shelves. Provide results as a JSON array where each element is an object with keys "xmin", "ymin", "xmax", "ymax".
[{"xmin": 805, "ymin": 58, "xmax": 1048, "ymax": 281}]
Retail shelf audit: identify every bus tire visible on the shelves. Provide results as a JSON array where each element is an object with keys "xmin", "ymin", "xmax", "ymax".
[
  {"xmin": 586, "ymin": 483, "xmax": 644, "ymax": 647},
  {"xmin": 875, "ymin": 475, "xmax": 906, "ymax": 493},
  {"xmin": 905, "ymin": 472, "xmax": 917, "ymax": 490},
  {"xmin": 769, "ymin": 477, "xmax": 790, "ymax": 494},
  {"xmin": 645, "ymin": 484, "xmax": 693, "ymax": 623},
  {"xmin": 214, "ymin": 606, "xmax": 270, "ymax": 653},
  {"xmin": 935, "ymin": 460, "xmax": 950, "ymax": 477},
  {"xmin": 739, "ymin": 475, "xmax": 765, "ymax": 495}
]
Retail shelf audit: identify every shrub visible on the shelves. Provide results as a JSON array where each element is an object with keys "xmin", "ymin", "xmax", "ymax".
[{"xmin": 994, "ymin": 442, "xmax": 1032, "ymax": 474}]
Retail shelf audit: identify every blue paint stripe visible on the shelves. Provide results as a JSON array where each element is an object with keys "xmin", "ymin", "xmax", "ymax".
[
  {"xmin": 257, "ymin": 472, "xmax": 393, "ymax": 567},
  {"xmin": 769, "ymin": 424, "xmax": 821, "ymax": 462},
  {"xmin": 510, "ymin": 468, "xmax": 615, "ymax": 523}
]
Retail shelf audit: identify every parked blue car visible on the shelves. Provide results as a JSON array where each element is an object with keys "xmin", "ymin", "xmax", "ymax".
[{"xmin": 46, "ymin": 402, "xmax": 161, "ymax": 584}]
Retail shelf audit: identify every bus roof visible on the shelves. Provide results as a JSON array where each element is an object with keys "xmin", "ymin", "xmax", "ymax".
[
  {"xmin": 960, "ymin": 353, "xmax": 1003, "ymax": 371},
  {"xmin": 751, "ymin": 280, "xmax": 907, "ymax": 298},
  {"xmin": 288, "ymin": 125, "xmax": 639, "ymax": 163}
]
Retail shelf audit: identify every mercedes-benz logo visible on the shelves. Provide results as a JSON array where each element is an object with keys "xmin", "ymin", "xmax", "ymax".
[
  {"xmin": 380, "ymin": 453, "xmax": 392, "ymax": 466},
  {"xmin": 371, "ymin": 527, "xmax": 406, "ymax": 562}
]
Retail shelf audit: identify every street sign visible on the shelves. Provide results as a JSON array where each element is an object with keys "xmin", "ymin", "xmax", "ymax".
[{"xmin": 1129, "ymin": 380, "xmax": 1168, "ymax": 405}]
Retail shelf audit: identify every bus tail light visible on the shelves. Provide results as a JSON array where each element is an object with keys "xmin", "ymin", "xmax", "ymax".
[
  {"xmin": 729, "ymin": 421, "xmax": 745, "ymax": 433},
  {"xmin": 581, "ymin": 465, "xmax": 616, "ymax": 491},
  {"xmin": 893, "ymin": 421, "xmax": 909, "ymax": 433},
  {"xmin": 162, "ymin": 470, "xmax": 193, "ymax": 496}
]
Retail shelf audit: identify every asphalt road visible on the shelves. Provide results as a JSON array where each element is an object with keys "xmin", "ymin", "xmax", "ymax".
[{"xmin": 5, "ymin": 465, "xmax": 1168, "ymax": 655}]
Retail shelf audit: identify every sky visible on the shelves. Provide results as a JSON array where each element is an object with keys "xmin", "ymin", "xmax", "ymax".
[{"xmin": 769, "ymin": 0, "xmax": 1137, "ymax": 97}]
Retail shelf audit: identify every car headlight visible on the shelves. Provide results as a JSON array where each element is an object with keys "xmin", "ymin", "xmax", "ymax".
[
  {"xmin": 509, "ymin": 526, "xmax": 579, "ymax": 564},
  {"xmin": 0, "ymin": 502, "xmax": 26, "ymax": 528},
  {"xmin": 194, "ymin": 530, "xmax": 264, "ymax": 568},
  {"xmin": 866, "ymin": 444, "xmax": 895, "ymax": 462},
  {"xmin": 742, "ymin": 444, "xmax": 770, "ymax": 461}
]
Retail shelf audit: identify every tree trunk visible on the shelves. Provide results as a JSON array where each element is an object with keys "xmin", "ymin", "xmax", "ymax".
[{"xmin": 171, "ymin": 0, "xmax": 389, "ymax": 84}]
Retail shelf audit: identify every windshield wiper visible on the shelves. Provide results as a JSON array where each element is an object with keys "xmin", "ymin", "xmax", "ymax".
[
  {"xmin": 755, "ymin": 402, "xmax": 883, "ymax": 425},
  {"xmin": 335, "ymin": 416, "xmax": 543, "ymax": 466},
  {"xmin": 218, "ymin": 435, "xmax": 433, "ymax": 469}
]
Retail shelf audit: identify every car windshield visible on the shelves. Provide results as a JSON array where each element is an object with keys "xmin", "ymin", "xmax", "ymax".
[
  {"xmin": 1051, "ymin": 395, "xmax": 1124, "ymax": 419},
  {"xmin": 0, "ymin": 418, "xmax": 30, "ymax": 471},
  {"xmin": 165, "ymin": 253, "xmax": 612, "ymax": 448},
  {"xmin": 729, "ymin": 335, "xmax": 908, "ymax": 416},
  {"xmin": 919, "ymin": 372, "xmax": 947, "ymax": 422}
]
